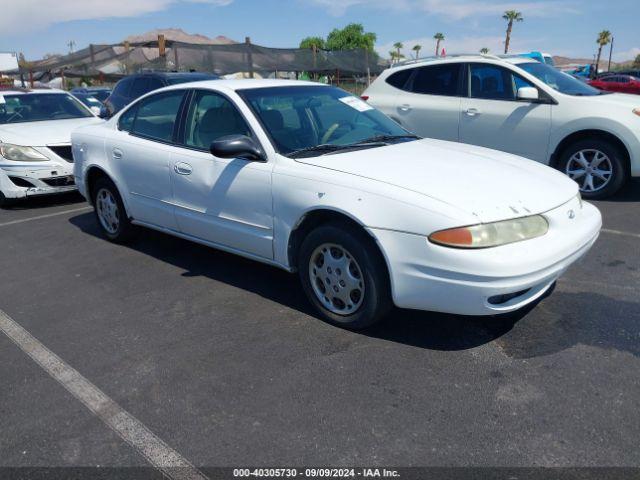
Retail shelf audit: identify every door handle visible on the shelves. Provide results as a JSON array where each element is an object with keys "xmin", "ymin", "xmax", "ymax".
[
  {"xmin": 112, "ymin": 148, "xmax": 123, "ymax": 160},
  {"xmin": 465, "ymin": 108, "xmax": 480, "ymax": 117},
  {"xmin": 399, "ymin": 104, "xmax": 412, "ymax": 112},
  {"xmin": 174, "ymin": 162, "xmax": 193, "ymax": 175}
]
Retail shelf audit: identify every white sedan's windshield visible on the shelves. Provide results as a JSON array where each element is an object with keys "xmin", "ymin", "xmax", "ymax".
[
  {"xmin": 239, "ymin": 85, "xmax": 415, "ymax": 157},
  {"xmin": 0, "ymin": 93, "xmax": 93, "ymax": 124},
  {"xmin": 518, "ymin": 62, "xmax": 604, "ymax": 96}
]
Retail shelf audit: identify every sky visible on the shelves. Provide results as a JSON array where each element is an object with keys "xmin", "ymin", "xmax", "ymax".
[{"xmin": 1, "ymin": 0, "xmax": 638, "ymax": 62}]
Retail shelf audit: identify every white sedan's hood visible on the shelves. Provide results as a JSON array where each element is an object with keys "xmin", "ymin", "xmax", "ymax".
[
  {"xmin": 298, "ymin": 139, "xmax": 578, "ymax": 223},
  {"xmin": 0, "ymin": 118, "xmax": 103, "ymax": 146}
]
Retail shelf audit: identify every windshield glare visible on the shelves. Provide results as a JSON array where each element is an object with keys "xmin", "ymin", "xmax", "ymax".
[
  {"xmin": 0, "ymin": 93, "xmax": 93, "ymax": 124},
  {"xmin": 239, "ymin": 86, "xmax": 412, "ymax": 156},
  {"xmin": 518, "ymin": 62, "xmax": 603, "ymax": 96}
]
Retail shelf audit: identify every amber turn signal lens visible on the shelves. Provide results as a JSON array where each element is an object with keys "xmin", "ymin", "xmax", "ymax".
[{"xmin": 429, "ymin": 227, "xmax": 473, "ymax": 246}]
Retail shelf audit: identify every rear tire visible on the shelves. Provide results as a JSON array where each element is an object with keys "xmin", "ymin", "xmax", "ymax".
[
  {"xmin": 298, "ymin": 222, "xmax": 392, "ymax": 330},
  {"xmin": 0, "ymin": 192, "xmax": 13, "ymax": 208},
  {"xmin": 92, "ymin": 177, "xmax": 133, "ymax": 243},
  {"xmin": 557, "ymin": 138, "xmax": 628, "ymax": 199}
]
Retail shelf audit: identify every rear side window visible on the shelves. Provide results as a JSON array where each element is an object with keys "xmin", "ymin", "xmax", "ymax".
[
  {"xmin": 113, "ymin": 78, "xmax": 133, "ymax": 98},
  {"xmin": 410, "ymin": 64, "xmax": 461, "ymax": 96},
  {"xmin": 129, "ymin": 78, "xmax": 151, "ymax": 99},
  {"xmin": 130, "ymin": 90, "xmax": 185, "ymax": 143},
  {"xmin": 385, "ymin": 69, "xmax": 413, "ymax": 90},
  {"xmin": 147, "ymin": 77, "xmax": 165, "ymax": 92}
]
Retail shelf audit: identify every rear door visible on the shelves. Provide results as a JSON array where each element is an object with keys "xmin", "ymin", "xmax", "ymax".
[
  {"xmin": 105, "ymin": 89, "xmax": 188, "ymax": 229},
  {"xmin": 459, "ymin": 62, "xmax": 552, "ymax": 163},
  {"xmin": 393, "ymin": 63, "xmax": 463, "ymax": 141}
]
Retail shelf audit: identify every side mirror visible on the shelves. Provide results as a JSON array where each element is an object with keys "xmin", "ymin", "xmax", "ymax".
[
  {"xmin": 210, "ymin": 135, "xmax": 265, "ymax": 162},
  {"xmin": 517, "ymin": 86, "xmax": 540, "ymax": 102},
  {"xmin": 89, "ymin": 106, "xmax": 102, "ymax": 116},
  {"xmin": 98, "ymin": 105, "xmax": 110, "ymax": 119}
]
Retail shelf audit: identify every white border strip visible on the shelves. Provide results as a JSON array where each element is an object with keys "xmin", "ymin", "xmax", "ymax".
[
  {"xmin": 601, "ymin": 228, "xmax": 640, "ymax": 239},
  {"xmin": 0, "ymin": 206, "xmax": 92, "ymax": 228},
  {"xmin": 0, "ymin": 309, "xmax": 207, "ymax": 480}
]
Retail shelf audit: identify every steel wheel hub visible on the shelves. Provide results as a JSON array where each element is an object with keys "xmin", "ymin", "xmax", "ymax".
[
  {"xmin": 566, "ymin": 149, "xmax": 613, "ymax": 193},
  {"xmin": 96, "ymin": 188, "xmax": 120, "ymax": 234},
  {"xmin": 309, "ymin": 243, "xmax": 365, "ymax": 315}
]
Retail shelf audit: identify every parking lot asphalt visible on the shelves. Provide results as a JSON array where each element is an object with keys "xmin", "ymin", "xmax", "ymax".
[{"xmin": 1, "ymin": 181, "xmax": 639, "ymax": 471}]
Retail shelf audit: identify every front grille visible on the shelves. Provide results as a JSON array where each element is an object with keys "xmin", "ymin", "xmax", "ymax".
[
  {"xmin": 9, "ymin": 176, "xmax": 36, "ymax": 188},
  {"xmin": 48, "ymin": 145, "xmax": 73, "ymax": 162},
  {"xmin": 42, "ymin": 175, "xmax": 75, "ymax": 187}
]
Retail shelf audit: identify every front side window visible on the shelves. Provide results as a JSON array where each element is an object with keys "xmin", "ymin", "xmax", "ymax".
[
  {"xmin": 130, "ymin": 90, "xmax": 185, "ymax": 142},
  {"xmin": 469, "ymin": 64, "xmax": 516, "ymax": 100},
  {"xmin": 410, "ymin": 64, "xmax": 461, "ymax": 96},
  {"xmin": 118, "ymin": 105, "xmax": 137, "ymax": 132},
  {"xmin": 517, "ymin": 62, "xmax": 604, "ymax": 96},
  {"xmin": 0, "ymin": 93, "xmax": 92, "ymax": 124},
  {"xmin": 239, "ymin": 85, "xmax": 413, "ymax": 157},
  {"xmin": 183, "ymin": 90, "xmax": 251, "ymax": 150}
]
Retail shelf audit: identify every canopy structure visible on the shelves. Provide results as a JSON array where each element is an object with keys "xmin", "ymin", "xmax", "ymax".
[{"xmin": 11, "ymin": 38, "xmax": 388, "ymax": 82}]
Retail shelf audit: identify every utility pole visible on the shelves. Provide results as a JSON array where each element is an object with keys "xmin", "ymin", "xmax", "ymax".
[{"xmin": 608, "ymin": 36, "xmax": 614, "ymax": 73}]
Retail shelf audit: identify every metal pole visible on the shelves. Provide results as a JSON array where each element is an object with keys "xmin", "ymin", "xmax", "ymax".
[
  {"xmin": 608, "ymin": 36, "xmax": 614, "ymax": 72},
  {"xmin": 245, "ymin": 37, "xmax": 254, "ymax": 79}
]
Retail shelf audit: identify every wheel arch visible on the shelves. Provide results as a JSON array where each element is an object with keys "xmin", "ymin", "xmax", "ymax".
[
  {"xmin": 84, "ymin": 166, "xmax": 131, "ymax": 217},
  {"xmin": 550, "ymin": 129, "xmax": 631, "ymax": 174},
  {"xmin": 287, "ymin": 208, "xmax": 391, "ymax": 278}
]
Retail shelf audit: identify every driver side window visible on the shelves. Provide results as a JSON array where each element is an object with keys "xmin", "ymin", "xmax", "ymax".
[{"xmin": 183, "ymin": 90, "xmax": 251, "ymax": 150}]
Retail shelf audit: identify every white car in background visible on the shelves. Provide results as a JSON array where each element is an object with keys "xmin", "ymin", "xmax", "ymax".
[
  {"xmin": 0, "ymin": 89, "xmax": 102, "ymax": 206},
  {"xmin": 72, "ymin": 80, "xmax": 601, "ymax": 329},
  {"xmin": 363, "ymin": 55, "xmax": 640, "ymax": 199}
]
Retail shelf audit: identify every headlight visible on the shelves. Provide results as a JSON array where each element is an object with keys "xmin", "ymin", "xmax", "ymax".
[
  {"xmin": 0, "ymin": 143, "xmax": 49, "ymax": 162},
  {"xmin": 428, "ymin": 215, "xmax": 549, "ymax": 249}
]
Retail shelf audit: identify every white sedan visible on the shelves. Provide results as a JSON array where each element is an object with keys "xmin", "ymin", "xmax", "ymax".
[
  {"xmin": 0, "ymin": 88, "xmax": 103, "ymax": 206},
  {"xmin": 71, "ymin": 80, "xmax": 602, "ymax": 329}
]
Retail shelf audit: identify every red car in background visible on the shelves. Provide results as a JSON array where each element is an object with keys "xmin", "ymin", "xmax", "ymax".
[{"xmin": 589, "ymin": 74, "xmax": 640, "ymax": 95}]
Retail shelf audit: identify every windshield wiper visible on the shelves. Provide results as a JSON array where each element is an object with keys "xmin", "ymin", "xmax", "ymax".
[
  {"xmin": 287, "ymin": 144, "xmax": 352, "ymax": 158},
  {"xmin": 352, "ymin": 134, "xmax": 421, "ymax": 145}
]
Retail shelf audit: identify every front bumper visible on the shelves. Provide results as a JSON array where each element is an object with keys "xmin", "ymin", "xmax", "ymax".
[
  {"xmin": 370, "ymin": 198, "xmax": 602, "ymax": 316},
  {"xmin": 0, "ymin": 163, "xmax": 77, "ymax": 199}
]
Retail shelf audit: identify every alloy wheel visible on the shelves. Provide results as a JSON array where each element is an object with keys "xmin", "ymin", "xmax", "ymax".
[{"xmin": 566, "ymin": 149, "xmax": 613, "ymax": 194}]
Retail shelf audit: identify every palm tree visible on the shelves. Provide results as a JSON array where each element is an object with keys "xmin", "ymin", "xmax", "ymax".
[
  {"xmin": 595, "ymin": 30, "xmax": 612, "ymax": 77},
  {"xmin": 433, "ymin": 33, "xmax": 445, "ymax": 56},
  {"xmin": 503, "ymin": 10, "xmax": 523, "ymax": 54},
  {"xmin": 393, "ymin": 42, "xmax": 403, "ymax": 60},
  {"xmin": 412, "ymin": 44, "xmax": 422, "ymax": 59},
  {"xmin": 480, "ymin": 47, "xmax": 490, "ymax": 54}
]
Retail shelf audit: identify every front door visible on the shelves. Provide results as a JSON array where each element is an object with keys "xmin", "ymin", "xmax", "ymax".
[
  {"xmin": 459, "ymin": 63, "xmax": 552, "ymax": 163},
  {"xmin": 170, "ymin": 89, "xmax": 274, "ymax": 260}
]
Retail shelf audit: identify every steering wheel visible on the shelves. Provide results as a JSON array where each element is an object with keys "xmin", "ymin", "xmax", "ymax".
[{"xmin": 321, "ymin": 123, "xmax": 341, "ymax": 144}]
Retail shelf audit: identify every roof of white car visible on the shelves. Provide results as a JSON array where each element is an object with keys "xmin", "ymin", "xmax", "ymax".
[{"xmin": 387, "ymin": 54, "xmax": 536, "ymax": 73}]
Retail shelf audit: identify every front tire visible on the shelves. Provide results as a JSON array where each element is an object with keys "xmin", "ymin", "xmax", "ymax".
[
  {"xmin": 558, "ymin": 139, "xmax": 628, "ymax": 199},
  {"xmin": 92, "ymin": 177, "xmax": 133, "ymax": 243},
  {"xmin": 298, "ymin": 223, "xmax": 392, "ymax": 330}
]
